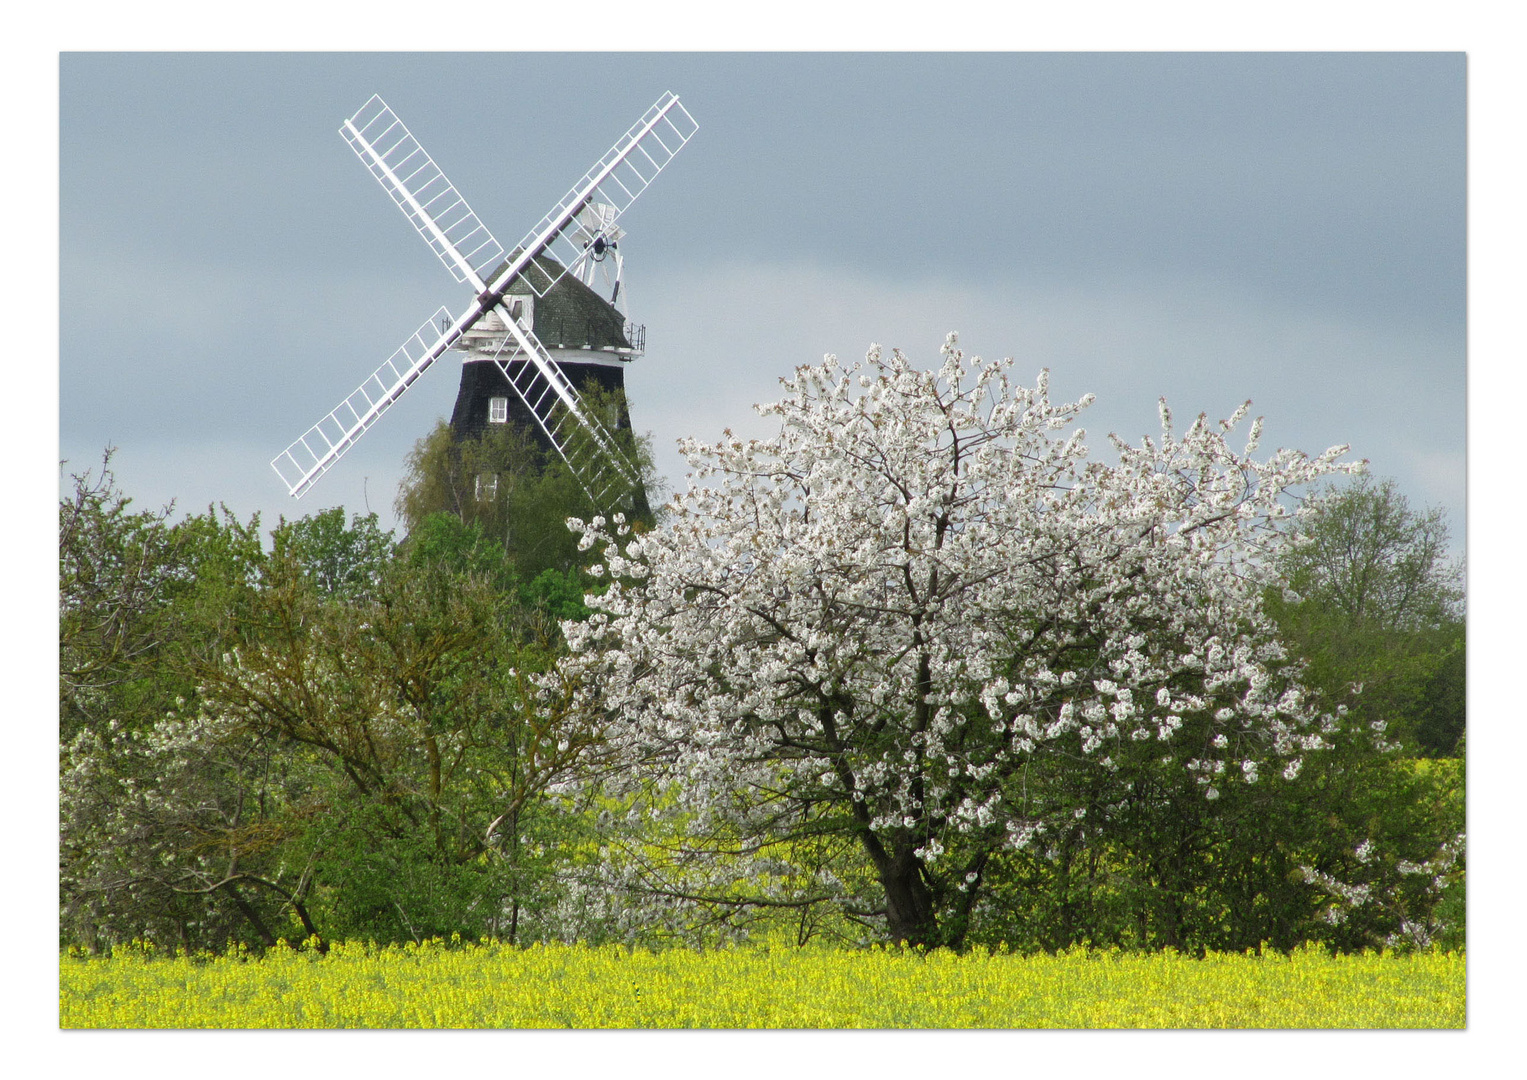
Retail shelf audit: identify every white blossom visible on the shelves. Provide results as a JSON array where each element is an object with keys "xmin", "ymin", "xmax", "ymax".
[{"xmin": 554, "ymin": 335, "xmax": 1356, "ymax": 935}]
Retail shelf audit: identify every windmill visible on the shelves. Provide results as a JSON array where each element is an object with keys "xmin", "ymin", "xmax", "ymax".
[{"xmin": 270, "ymin": 91, "xmax": 698, "ymax": 513}]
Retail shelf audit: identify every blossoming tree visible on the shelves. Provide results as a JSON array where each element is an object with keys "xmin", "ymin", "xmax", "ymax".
[{"xmin": 563, "ymin": 335, "xmax": 1360, "ymax": 947}]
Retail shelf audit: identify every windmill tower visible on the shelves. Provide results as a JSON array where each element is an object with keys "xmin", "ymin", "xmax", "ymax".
[
  {"xmin": 450, "ymin": 209, "xmax": 651, "ymax": 518},
  {"xmin": 270, "ymin": 92, "xmax": 697, "ymax": 516}
]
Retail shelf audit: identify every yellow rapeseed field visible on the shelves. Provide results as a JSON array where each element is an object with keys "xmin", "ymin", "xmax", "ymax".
[{"xmin": 59, "ymin": 938, "xmax": 1464, "ymax": 1029}]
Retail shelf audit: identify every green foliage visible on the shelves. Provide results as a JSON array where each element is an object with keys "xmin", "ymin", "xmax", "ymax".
[
  {"xmin": 1267, "ymin": 475, "xmax": 1465, "ymax": 757},
  {"xmin": 395, "ymin": 419, "xmax": 592, "ymax": 578},
  {"xmin": 1277, "ymin": 475, "xmax": 1461, "ymax": 629},
  {"xmin": 59, "ymin": 451, "xmax": 186, "ymax": 741},
  {"xmin": 522, "ymin": 567, "xmax": 593, "ymax": 622},
  {"xmin": 60, "ymin": 463, "xmax": 603, "ymax": 954},
  {"xmin": 59, "ymin": 451, "xmax": 266, "ymax": 743},
  {"xmin": 394, "ymin": 389, "xmax": 662, "ymax": 581},
  {"xmin": 958, "ymin": 746, "xmax": 1464, "ymax": 957},
  {"xmin": 57, "ymin": 451, "xmax": 1465, "ymax": 959},
  {"xmin": 400, "ymin": 511, "xmax": 517, "ymax": 590},
  {"xmin": 194, "ymin": 542, "xmax": 595, "ymax": 947},
  {"xmin": 399, "ymin": 512, "xmax": 593, "ymax": 621},
  {"xmin": 164, "ymin": 504, "xmax": 266, "ymax": 658},
  {"xmin": 60, "ymin": 709, "xmax": 315, "ymax": 953},
  {"xmin": 268, "ymin": 507, "xmax": 395, "ymax": 599},
  {"xmin": 1412, "ymin": 637, "xmax": 1466, "ymax": 761}
]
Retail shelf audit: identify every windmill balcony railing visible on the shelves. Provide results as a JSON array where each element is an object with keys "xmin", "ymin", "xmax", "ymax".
[{"xmin": 535, "ymin": 317, "xmax": 644, "ymax": 356}]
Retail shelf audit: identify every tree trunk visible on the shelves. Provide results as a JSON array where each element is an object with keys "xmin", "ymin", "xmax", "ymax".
[
  {"xmin": 877, "ymin": 845, "xmax": 936, "ymax": 947},
  {"xmin": 220, "ymin": 881, "xmax": 278, "ymax": 948}
]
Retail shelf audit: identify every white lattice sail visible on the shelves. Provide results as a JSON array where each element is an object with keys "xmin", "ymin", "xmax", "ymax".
[
  {"xmin": 341, "ymin": 96, "xmax": 506, "ymax": 285},
  {"xmin": 271, "ymin": 307, "xmax": 457, "ymax": 497}
]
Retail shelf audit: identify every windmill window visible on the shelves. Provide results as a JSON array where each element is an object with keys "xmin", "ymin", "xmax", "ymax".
[
  {"xmin": 475, "ymin": 473, "xmax": 499, "ymax": 501},
  {"xmin": 488, "ymin": 397, "xmax": 508, "ymax": 424}
]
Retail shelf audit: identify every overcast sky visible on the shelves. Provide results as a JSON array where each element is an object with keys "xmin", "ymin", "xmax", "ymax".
[{"xmin": 59, "ymin": 51, "xmax": 1465, "ymax": 549}]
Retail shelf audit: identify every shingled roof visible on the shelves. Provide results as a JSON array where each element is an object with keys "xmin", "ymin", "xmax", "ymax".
[{"xmin": 490, "ymin": 252, "xmax": 631, "ymax": 352}]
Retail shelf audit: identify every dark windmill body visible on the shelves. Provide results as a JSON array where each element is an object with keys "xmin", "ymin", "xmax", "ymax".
[
  {"xmin": 450, "ymin": 260, "xmax": 637, "ymax": 443},
  {"xmin": 270, "ymin": 93, "xmax": 697, "ymax": 515},
  {"xmin": 449, "ymin": 251, "xmax": 652, "ymax": 518}
]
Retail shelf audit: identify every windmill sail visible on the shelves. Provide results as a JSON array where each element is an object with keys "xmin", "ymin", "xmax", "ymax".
[
  {"xmin": 341, "ymin": 96, "xmax": 506, "ymax": 285},
  {"xmin": 271, "ymin": 91, "xmax": 696, "ymax": 505},
  {"xmin": 270, "ymin": 307, "xmax": 457, "ymax": 497},
  {"xmin": 485, "ymin": 307, "xmax": 641, "ymax": 508},
  {"xmin": 486, "ymin": 91, "xmax": 697, "ymax": 302}
]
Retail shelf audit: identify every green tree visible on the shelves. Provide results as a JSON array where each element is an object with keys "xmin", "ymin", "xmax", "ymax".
[
  {"xmin": 59, "ymin": 451, "xmax": 184, "ymax": 741},
  {"xmin": 190, "ymin": 528, "xmax": 598, "ymax": 946},
  {"xmin": 394, "ymin": 387, "xmax": 662, "ymax": 580},
  {"xmin": 60, "ymin": 463, "xmax": 291, "ymax": 951},
  {"xmin": 59, "ymin": 451, "xmax": 264, "ymax": 743},
  {"xmin": 269, "ymin": 507, "xmax": 396, "ymax": 600},
  {"xmin": 61, "ymin": 494, "xmax": 604, "ymax": 952},
  {"xmin": 395, "ymin": 420, "xmax": 587, "ymax": 579},
  {"xmin": 61, "ymin": 707, "xmax": 320, "ymax": 952},
  {"xmin": 400, "ymin": 510, "xmax": 594, "ymax": 623},
  {"xmin": 401, "ymin": 509, "xmax": 519, "ymax": 593},
  {"xmin": 1268, "ymin": 476, "xmax": 1465, "ymax": 756}
]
